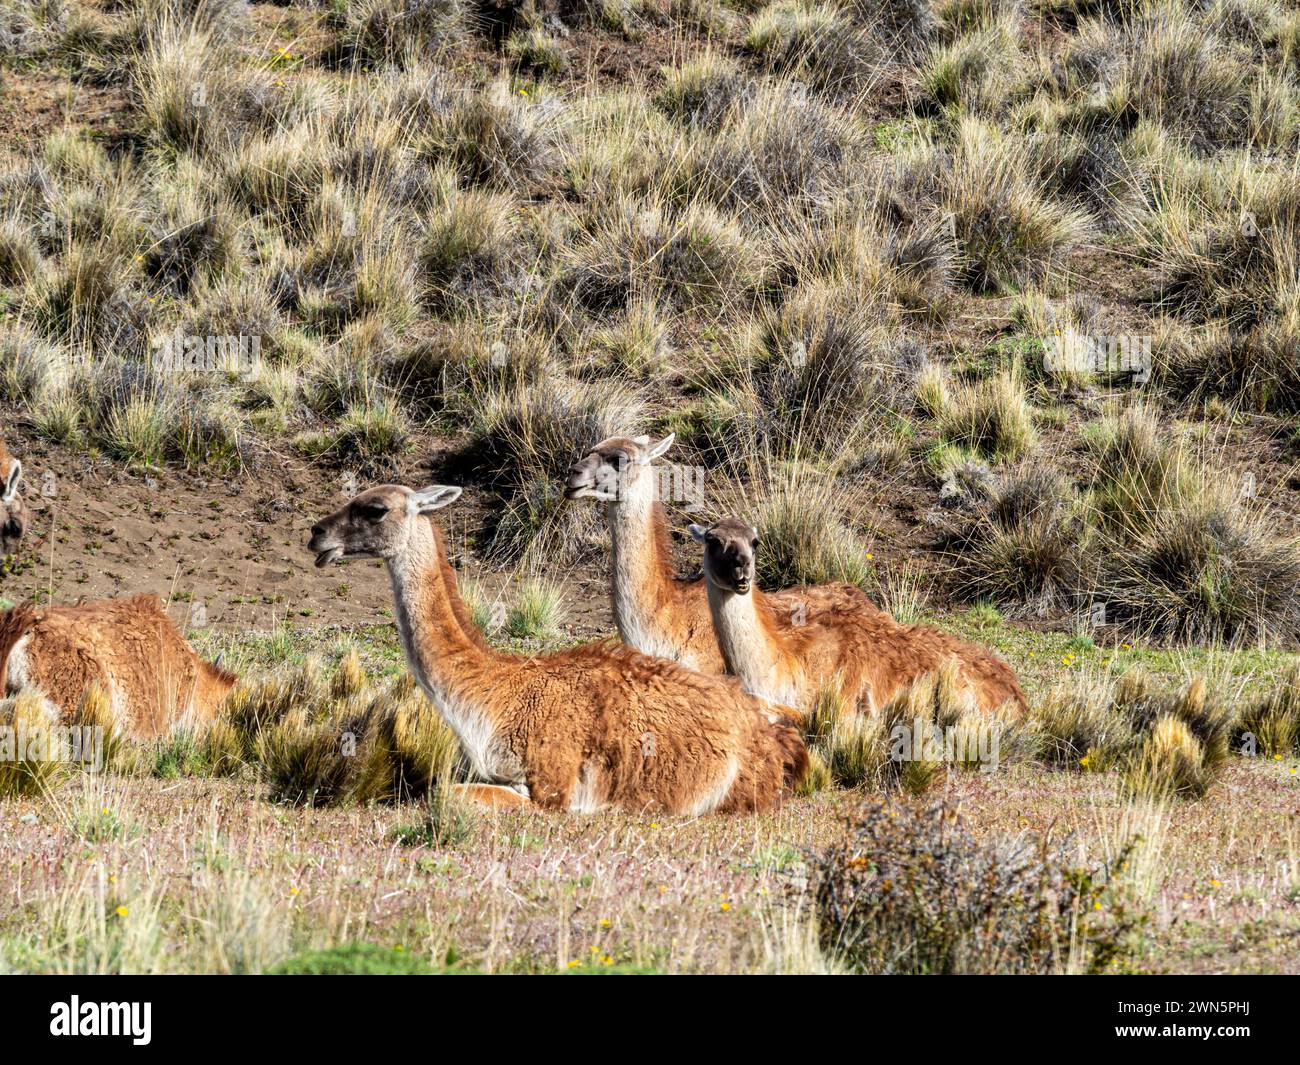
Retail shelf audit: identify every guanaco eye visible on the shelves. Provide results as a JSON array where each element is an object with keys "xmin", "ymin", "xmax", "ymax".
[
  {"xmin": 357, "ymin": 503, "xmax": 389, "ymax": 520},
  {"xmin": 751, "ymin": 538, "xmax": 759, "ymax": 549}
]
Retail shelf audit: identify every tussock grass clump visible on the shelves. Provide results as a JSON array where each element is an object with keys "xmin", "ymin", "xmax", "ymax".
[
  {"xmin": 506, "ymin": 27, "xmax": 568, "ymax": 75},
  {"xmin": 458, "ymin": 578, "xmax": 501, "ymax": 633},
  {"xmin": 29, "ymin": 242, "xmax": 149, "ymax": 356},
  {"xmin": 1084, "ymin": 406, "xmax": 1300, "ymax": 644},
  {"xmin": 225, "ymin": 129, "xmax": 327, "ymax": 235},
  {"xmin": 803, "ymin": 686, "xmax": 886, "ymax": 789},
  {"xmin": 803, "ymin": 665, "xmax": 1033, "ymax": 792},
  {"xmin": 1238, "ymin": 664, "xmax": 1300, "ymax": 756},
  {"xmin": 697, "ymin": 282, "xmax": 898, "ymax": 463},
  {"xmin": 584, "ymin": 297, "xmax": 672, "ymax": 378},
  {"xmin": 142, "ymin": 194, "xmax": 243, "ymax": 297},
  {"xmin": 1124, "ymin": 715, "xmax": 1211, "ymax": 799},
  {"xmin": 929, "ymin": 366, "xmax": 1037, "ymax": 461},
  {"xmin": 26, "ymin": 356, "xmax": 248, "ymax": 472},
  {"xmin": 923, "ymin": 21, "xmax": 1024, "ymax": 114},
  {"xmin": 344, "ymin": 0, "xmax": 469, "ymax": 65},
  {"xmin": 690, "ymin": 82, "xmax": 864, "ymax": 215},
  {"xmin": 332, "ymin": 398, "xmax": 411, "ymax": 467},
  {"xmin": 1032, "ymin": 677, "xmax": 1137, "ymax": 772},
  {"xmin": 853, "ymin": 0, "xmax": 938, "ymax": 60},
  {"xmin": 0, "ymin": 214, "xmax": 42, "ymax": 285},
  {"xmin": 744, "ymin": 0, "xmax": 880, "ymax": 93},
  {"xmin": 1141, "ymin": 157, "xmax": 1300, "ymax": 339},
  {"xmin": 390, "ymin": 770, "xmax": 481, "ymax": 849},
  {"xmin": 894, "ymin": 120, "xmax": 1091, "ymax": 293},
  {"xmin": 564, "ymin": 194, "xmax": 767, "ymax": 311},
  {"xmin": 1032, "ymin": 669, "xmax": 1237, "ymax": 795},
  {"xmin": 749, "ymin": 471, "xmax": 874, "ymax": 589},
  {"xmin": 0, "ymin": 325, "xmax": 68, "ymax": 407},
  {"xmin": 426, "ymin": 85, "xmax": 567, "ymax": 193},
  {"xmin": 1121, "ymin": 2, "xmax": 1255, "ymax": 150},
  {"xmin": 216, "ymin": 655, "xmax": 460, "ymax": 805},
  {"xmin": 506, "ymin": 578, "xmax": 567, "ymax": 639},
  {"xmin": 472, "ymin": 376, "xmax": 646, "ymax": 561},
  {"xmin": 419, "ymin": 172, "xmax": 524, "ymax": 312},
  {"xmin": 1154, "ymin": 317, "xmax": 1300, "ymax": 415},
  {"xmin": 812, "ymin": 798, "xmax": 1144, "ymax": 974},
  {"xmin": 70, "ymin": 683, "xmax": 131, "ymax": 773},
  {"xmin": 1113, "ymin": 672, "xmax": 1237, "ymax": 770},
  {"xmin": 953, "ymin": 465, "xmax": 1083, "ymax": 612},
  {"xmin": 350, "ymin": 674, "xmax": 461, "ymax": 804},
  {"xmin": 656, "ymin": 54, "xmax": 750, "ymax": 127},
  {"xmin": 0, "ymin": 689, "xmax": 66, "ymax": 799}
]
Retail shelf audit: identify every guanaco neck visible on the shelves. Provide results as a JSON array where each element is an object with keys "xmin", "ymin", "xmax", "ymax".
[
  {"xmin": 703, "ymin": 578, "xmax": 801, "ymax": 706},
  {"xmin": 605, "ymin": 466, "xmax": 681, "ymax": 656},
  {"xmin": 384, "ymin": 519, "xmax": 519, "ymax": 781}
]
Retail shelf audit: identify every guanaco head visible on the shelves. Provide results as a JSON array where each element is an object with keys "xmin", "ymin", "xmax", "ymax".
[
  {"xmin": 308, "ymin": 484, "xmax": 462, "ymax": 568},
  {"xmin": 564, "ymin": 433, "xmax": 674, "ymax": 502},
  {"xmin": 0, "ymin": 445, "xmax": 25, "ymax": 556},
  {"xmin": 689, "ymin": 517, "xmax": 759, "ymax": 596}
]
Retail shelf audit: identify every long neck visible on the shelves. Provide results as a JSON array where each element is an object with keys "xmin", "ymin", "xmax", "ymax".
[
  {"xmin": 703, "ymin": 579, "xmax": 797, "ymax": 704},
  {"xmin": 606, "ymin": 469, "xmax": 678, "ymax": 646},
  {"xmin": 385, "ymin": 522, "xmax": 514, "ymax": 778}
]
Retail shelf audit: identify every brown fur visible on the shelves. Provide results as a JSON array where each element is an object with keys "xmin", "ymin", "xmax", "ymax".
[
  {"xmin": 309, "ymin": 486, "xmax": 808, "ymax": 814},
  {"xmin": 0, "ymin": 595, "xmax": 238, "ymax": 736},
  {"xmin": 565, "ymin": 435, "xmax": 879, "ymax": 675},
  {"xmin": 0, "ymin": 437, "xmax": 26, "ymax": 556},
  {"xmin": 694, "ymin": 517, "xmax": 1027, "ymax": 719}
]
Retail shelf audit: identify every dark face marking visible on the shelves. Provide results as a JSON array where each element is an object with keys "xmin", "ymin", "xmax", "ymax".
[{"xmin": 698, "ymin": 517, "xmax": 759, "ymax": 595}]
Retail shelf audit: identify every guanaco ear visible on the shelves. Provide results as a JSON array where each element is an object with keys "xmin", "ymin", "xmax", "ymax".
[
  {"xmin": 687, "ymin": 523, "xmax": 711, "ymax": 543},
  {"xmin": 2, "ymin": 460, "xmax": 21, "ymax": 504},
  {"xmin": 410, "ymin": 485, "xmax": 462, "ymax": 514},
  {"xmin": 645, "ymin": 433, "xmax": 675, "ymax": 462}
]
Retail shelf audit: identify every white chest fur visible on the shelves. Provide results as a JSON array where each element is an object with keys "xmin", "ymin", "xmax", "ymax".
[{"xmin": 710, "ymin": 591, "xmax": 802, "ymax": 707}]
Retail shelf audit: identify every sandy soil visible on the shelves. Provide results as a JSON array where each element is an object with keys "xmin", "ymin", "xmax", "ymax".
[{"xmin": 0, "ymin": 427, "xmax": 620, "ymax": 638}]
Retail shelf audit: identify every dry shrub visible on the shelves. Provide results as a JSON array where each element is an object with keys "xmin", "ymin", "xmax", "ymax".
[{"xmin": 811, "ymin": 798, "xmax": 1144, "ymax": 973}]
